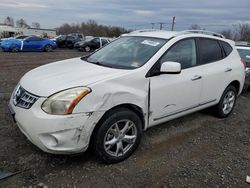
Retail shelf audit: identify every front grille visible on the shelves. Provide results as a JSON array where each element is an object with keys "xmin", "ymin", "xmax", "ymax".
[{"xmin": 12, "ymin": 85, "xmax": 39, "ymax": 109}]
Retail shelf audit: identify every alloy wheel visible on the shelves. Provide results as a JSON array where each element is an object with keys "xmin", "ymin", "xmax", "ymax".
[
  {"xmin": 222, "ymin": 90, "xmax": 235, "ymax": 115},
  {"xmin": 104, "ymin": 119, "xmax": 137, "ymax": 157}
]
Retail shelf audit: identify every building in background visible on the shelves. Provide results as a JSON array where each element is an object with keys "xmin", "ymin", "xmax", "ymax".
[{"xmin": 0, "ymin": 24, "xmax": 56, "ymax": 38}]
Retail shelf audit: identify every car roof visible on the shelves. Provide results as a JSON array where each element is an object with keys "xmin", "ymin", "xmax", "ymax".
[
  {"xmin": 125, "ymin": 29, "xmax": 226, "ymax": 38},
  {"xmin": 123, "ymin": 30, "xmax": 234, "ymax": 46}
]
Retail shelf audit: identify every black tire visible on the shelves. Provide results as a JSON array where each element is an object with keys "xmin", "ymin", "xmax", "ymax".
[
  {"xmin": 93, "ymin": 107, "xmax": 142, "ymax": 163},
  {"xmin": 213, "ymin": 85, "xmax": 237, "ymax": 118},
  {"xmin": 44, "ymin": 45, "xmax": 53, "ymax": 52},
  {"xmin": 84, "ymin": 46, "xmax": 91, "ymax": 52},
  {"xmin": 11, "ymin": 47, "xmax": 19, "ymax": 53}
]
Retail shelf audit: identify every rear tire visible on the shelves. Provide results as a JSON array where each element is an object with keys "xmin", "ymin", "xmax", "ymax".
[
  {"xmin": 93, "ymin": 108, "xmax": 142, "ymax": 163},
  {"xmin": 213, "ymin": 85, "xmax": 237, "ymax": 118}
]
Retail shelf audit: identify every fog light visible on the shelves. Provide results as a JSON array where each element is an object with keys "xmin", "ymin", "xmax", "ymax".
[{"xmin": 40, "ymin": 134, "xmax": 59, "ymax": 147}]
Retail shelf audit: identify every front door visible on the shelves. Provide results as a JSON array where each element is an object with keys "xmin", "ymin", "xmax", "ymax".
[{"xmin": 149, "ymin": 38, "xmax": 202, "ymax": 126}]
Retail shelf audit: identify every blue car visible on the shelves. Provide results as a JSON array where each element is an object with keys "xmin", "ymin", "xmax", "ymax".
[{"xmin": 1, "ymin": 36, "xmax": 57, "ymax": 52}]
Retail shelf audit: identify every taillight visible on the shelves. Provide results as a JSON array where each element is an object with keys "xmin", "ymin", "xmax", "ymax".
[{"xmin": 241, "ymin": 59, "xmax": 247, "ymax": 68}]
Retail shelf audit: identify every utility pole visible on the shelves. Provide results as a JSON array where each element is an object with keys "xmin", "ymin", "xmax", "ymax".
[
  {"xmin": 159, "ymin": 22, "xmax": 163, "ymax": 30},
  {"xmin": 171, "ymin": 16, "xmax": 176, "ymax": 31}
]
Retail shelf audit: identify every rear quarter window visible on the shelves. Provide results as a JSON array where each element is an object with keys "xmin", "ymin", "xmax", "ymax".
[
  {"xmin": 220, "ymin": 41, "xmax": 233, "ymax": 56},
  {"xmin": 199, "ymin": 38, "xmax": 223, "ymax": 64}
]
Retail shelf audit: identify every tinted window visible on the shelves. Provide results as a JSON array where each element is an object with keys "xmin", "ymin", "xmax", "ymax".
[
  {"xmin": 159, "ymin": 39, "xmax": 197, "ymax": 69},
  {"xmin": 199, "ymin": 38, "xmax": 223, "ymax": 64},
  {"xmin": 101, "ymin": 39, "xmax": 108, "ymax": 45},
  {"xmin": 220, "ymin": 41, "xmax": 233, "ymax": 56},
  {"xmin": 16, "ymin": 35, "xmax": 29, "ymax": 40},
  {"xmin": 26, "ymin": 37, "xmax": 42, "ymax": 41},
  {"xmin": 92, "ymin": 38, "xmax": 100, "ymax": 44},
  {"xmin": 237, "ymin": 49, "xmax": 250, "ymax": 64},
  {"xmin": 67, "ymin": 36, "xmax": 74, "ymax": 40}
]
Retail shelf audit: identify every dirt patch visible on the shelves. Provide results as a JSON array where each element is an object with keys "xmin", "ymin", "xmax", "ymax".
[{"xmin": 0, "ymin": 49, "xmax": 250, "ymax": 187}]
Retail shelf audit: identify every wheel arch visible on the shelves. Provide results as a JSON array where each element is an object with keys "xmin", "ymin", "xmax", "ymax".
[
  {"xmin": 89, "ymin": 103, "xmax": 145, "ymax": 148},
  {"xmin": 228, "ymin": 80, "xmax": 241, "ymax": 95}
]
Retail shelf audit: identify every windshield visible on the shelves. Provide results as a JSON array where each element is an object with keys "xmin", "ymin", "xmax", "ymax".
[
  {"xmin": 85, "ymin": 36, "xmax": 167, "ymax": 69},
  {"xmin": 15, "ymin": 35, "xmax": 29, "ymax": 40},
  {"xmin": 237, "ymin": 49, "xmax": 250, "ymax": 65}
]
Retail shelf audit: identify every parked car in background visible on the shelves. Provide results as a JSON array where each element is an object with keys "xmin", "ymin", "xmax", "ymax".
[
  {"xmin": 74, "ymin": 36, "xmax": 94, "ymax": 49},
  {"xmin": 51, "ymin": 35, "xmax": 63, "ymax": 42},
  {"xmin": 0, "ymin": 35, "xmax": 30, "ymax": 46},
  {"xmin": 1, "ymin": 35, "xmax": 57, "ymax": 52},
  {"xmin": 8, "ymin": 30, "xmax": 245, "ymax": 163},
  {"xmin": 236, "ymin": 45, "xmax": 250, "ymax": 90},
  {"xmin": 77, "ymin": 37, "xmax": 111, "ymax": 52},
  {"xmin": 55, "ymin": 35, "xmax": 82, "ymax": 49}
]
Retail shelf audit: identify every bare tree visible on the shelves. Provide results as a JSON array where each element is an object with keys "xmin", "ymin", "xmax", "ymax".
[
  {"xmin": 32, "ymin": 22, "xmax": 41, "ymax": 29},
  {"xmin": 234, "ymin": 23, "xmax": 250, "ymax": 41},
  {"xmin": 221, "ymin": 29, "xmax": 233, "ymax": 39},
  {"xmin": 57, "ymin": 20, "xmax": 128, "ymax": 37},
  {"xmin": 16, "ymin": 18, "xmax": 30, "ymax": 28},
  {"xmin": 220, "ymin": 23, "xmax": 250, "ymax": 41},
  {"xmin": 4, "ymin": 16, "xmax": 14, "ymax": 26}
]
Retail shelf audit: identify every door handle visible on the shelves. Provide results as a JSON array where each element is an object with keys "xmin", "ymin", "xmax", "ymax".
[
  {"xmin": 191, "ymin": 75, "xmax": 202, "ymax": 81},
  {"xmin": 225, "ymin": 68, "xmax": 232, "ymax": 72}
]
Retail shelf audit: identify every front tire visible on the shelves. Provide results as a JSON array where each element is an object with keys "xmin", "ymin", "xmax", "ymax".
[
  {"xmin": 93, "ymin": 108, "xmax": 142, "ymax": 163},
  {"xmin": 214, "ymin": 85, "xmax": 237, "ymax": 118},
  {"xmin": 11, "ymin": 47, "xmax": 19, "ymax": 53},
  {"xmin": 44, "ymin": 45, "xmax": 53, "ymax": 52},
  {"xmin": 84, "ymin": 46, "xmax": 91, "ymax": 52}
]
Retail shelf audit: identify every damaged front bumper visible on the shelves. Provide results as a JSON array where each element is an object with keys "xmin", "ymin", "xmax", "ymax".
[{"xmin": 9, "ymin": 97, "xmax": 104, "ymax": 154}]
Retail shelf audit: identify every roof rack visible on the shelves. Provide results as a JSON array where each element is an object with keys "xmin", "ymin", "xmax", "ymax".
[
  {"xmin": 130, "ymin": 29, "xmax": 165, "ymax": 34},
  {"xmin": 179, "ymin": 30, "xmax": 225, "ymax": 39}
]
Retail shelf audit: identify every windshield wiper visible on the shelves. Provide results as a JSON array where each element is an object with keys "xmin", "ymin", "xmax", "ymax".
[{"xmin": 87, "ymin": 60, "xmax": 113, "ymax": 68}]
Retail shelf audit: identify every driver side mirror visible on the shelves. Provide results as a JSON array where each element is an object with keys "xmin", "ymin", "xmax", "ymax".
[{"xmin": 160, "ymin": 61, "xmax": 181, "ymax": 74}]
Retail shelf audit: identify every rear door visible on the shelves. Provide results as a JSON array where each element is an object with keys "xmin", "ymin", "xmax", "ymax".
[{"xmin": 197, "ymin": 38, "xmax": 233, "ymax": 104}]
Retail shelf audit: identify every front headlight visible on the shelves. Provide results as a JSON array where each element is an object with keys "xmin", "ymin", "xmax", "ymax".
[{"xmin": 41, "ymin": 87, "xmax": 91, "ymax": 115}]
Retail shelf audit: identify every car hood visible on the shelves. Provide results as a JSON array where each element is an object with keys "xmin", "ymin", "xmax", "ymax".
[{"xmin": 20, "ymin": 57, "xmax": 129, "ymax": 96}]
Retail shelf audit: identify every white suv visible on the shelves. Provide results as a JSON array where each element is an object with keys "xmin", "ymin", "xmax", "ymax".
[{"xmin": 9, "ymin": 30, "xmax": 245, "ymax": 163}]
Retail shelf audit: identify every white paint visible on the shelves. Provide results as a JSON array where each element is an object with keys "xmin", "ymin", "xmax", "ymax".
[
  {"xmin": 9, "ymin": 30, "xmax": 245, "ymax": 155},
  {"xmin": 20, "ymin": 40, "xmax": 24, "ymax": 51}
]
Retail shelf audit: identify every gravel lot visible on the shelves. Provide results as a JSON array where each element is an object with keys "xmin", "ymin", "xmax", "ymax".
[{"xmin": 0, "ymin": 49, "xmax": 249, "ymax": 188}]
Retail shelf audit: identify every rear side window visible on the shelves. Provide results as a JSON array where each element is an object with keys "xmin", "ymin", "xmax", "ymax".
[
  {"xmin": 199, "ymin": 38, "xmax": 223, "ymax": 64},
  {"xmin": 220, "ymin": 41, "xmax": 233, "ymax": 56}
]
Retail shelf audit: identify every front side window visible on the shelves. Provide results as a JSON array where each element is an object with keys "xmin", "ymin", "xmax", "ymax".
[
  {"xmin": 92, "ymin": 38, "xmax": 100, "ymax": 44},
  {"xmin": 159, "ymin": 39, "xmax": 197, "ymax": 69},
  {"xmin": 85, "ymin": 36, "xmax": 167, "ymax": 69},
  {"xmin": 26, "ymin": 37, "xmax": 42, "ymax": 41},
  {"xmin": 101, "ymin": 39, "xmax": 108, "ymax": 45},
  {"xmin": 199, "ymin": 38, "xmax": 223, "ymax": 64}
]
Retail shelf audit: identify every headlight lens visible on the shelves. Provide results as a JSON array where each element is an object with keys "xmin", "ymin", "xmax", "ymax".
[{"xmin": 41, "ymin": 87, "xmax": 91, "ymax": 115}]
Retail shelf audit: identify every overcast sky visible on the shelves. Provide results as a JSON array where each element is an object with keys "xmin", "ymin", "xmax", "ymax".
[{"xmin": 0, "ymin": 0, "xmax": 250, "ymax": 31}]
